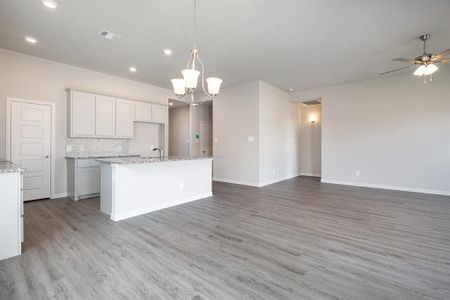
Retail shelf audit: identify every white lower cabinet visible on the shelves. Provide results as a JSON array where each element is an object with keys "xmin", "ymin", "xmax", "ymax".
[
  {"xmin": 0, "ymin": 172, "xmax": 22, "ymax": 261},
  {"xmin": 67, "ymin": 158, "xmax": 100, "ymax": 201}
]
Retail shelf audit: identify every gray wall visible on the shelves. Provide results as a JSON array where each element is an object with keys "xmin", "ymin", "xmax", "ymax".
[
  {"xmin": 259, "ymin": 81, "xmax": 299, "ymax": 185},
  {"xmin": 169, "ymin": 106, "xmax": 189, "ymax": 157},
  {"xmin": 213, "ymin": 81, "xmax": 261, "ymax": 185},
  {"xmin": 292, "ymin": 66, "xmax": 450, "ymax": 194},
  {"xmin": 213, "ymin": 80, "xmax": 300, "ymax": 186}
]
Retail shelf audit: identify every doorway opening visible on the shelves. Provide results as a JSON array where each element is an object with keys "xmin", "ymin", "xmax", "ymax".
[
  {"xmin": 296, "ymin": 98, "xmax": 321, "ymax": 178},
  {"xmin": 168, "ymin": 99, "xmax": 213, "ymax": 157}
]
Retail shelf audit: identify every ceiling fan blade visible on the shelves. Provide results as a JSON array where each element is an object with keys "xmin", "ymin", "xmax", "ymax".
[
  {"xmin": 393, "ymin": 58, "xmax": 417, "ymax": 63},
  {"xmin": 379, "ymin": 65, "xmax": 415, "ymax": 76},
  {"xmin": 433, "ymin": 49, "xmax": 450, "ymax": 59},
  {"xmin": 441, "ymin": 58, "xmax": 450, "ymax": 64}
]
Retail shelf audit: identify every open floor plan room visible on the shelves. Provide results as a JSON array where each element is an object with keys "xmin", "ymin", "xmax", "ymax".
[{"xmin": 1, "ymin": 0, "xmax": 450, "ymax": 299}]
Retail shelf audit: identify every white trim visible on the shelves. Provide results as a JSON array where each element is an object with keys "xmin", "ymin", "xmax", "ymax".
[
  {"xmin": 321, "ymin": 179, "xmax": 450, "ymax": 196},
  {"xmin": 51, "ymin": 192, "xmax": 69, "ymax": 199},
  {"xmin": 258, "ymin": 173, "xmax": 301, "ymax": 187},
  {"xmin": 5, "ymin": 97, "xmax": 57, "ymax": 199},
  {"xmin": 110, "ymin": 192, "xmax": 213, "ymax": 221},
  {"xmin": 213, "ymin": 174, "xmax": 301, "ymax": 188},
  {"xmin": 213, "ymin": 178, "xmax": 260, "ymax": 187},
  {"xmin": 300, "ymin": 173, "xmax": 321, "ymax": 177}
]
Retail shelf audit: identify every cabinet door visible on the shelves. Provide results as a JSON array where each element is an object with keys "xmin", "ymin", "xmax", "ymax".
[
  {"xmin": 95, "ymin": 95, "xmax": 116, "ymax": 137},
  {"xmin": 77, "ymin": 167, "xmax": 100, "ymax": 196},
  {"xmin": 116, "ymin": 99, "xmax": 135, "ymax": 138},
  {"xmin": 151, "ymin": 104, "xmax": 167, "ymax": 124},
  {"xmin": 135, "ymin": 102, "xmax": 151, "ymax": 122},
  {"xmin": 71, "ymin": 91, "xmax": 95, "ymax": 137}
]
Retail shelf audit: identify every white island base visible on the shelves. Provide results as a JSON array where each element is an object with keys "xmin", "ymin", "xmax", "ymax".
[{"xmin": 99, "ymin": 158, "xmax": 212, "ymax": 221}]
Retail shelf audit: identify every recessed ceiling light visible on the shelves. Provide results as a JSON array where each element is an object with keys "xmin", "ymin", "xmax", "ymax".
[
  {"xmin": 42, "ymin": 0, "xmax": 58, "ymax": 9},
  {"xmin": 288, "ymin": 88, "xmax": 294, "ymax": 92},
  {"xmin": 25, "ymin": 36, "xmax": 38, "ymax": 44},
  {"xmin": 129, "ymin": 67, "xmax": 137, "ymax": 73},
  {"xmin": 163, "ymin": 49, "xmax": 173, "ymax": 56},
  {"xmin": 169, "ymin": 102, "xmax": 174, "ymax": 106}
]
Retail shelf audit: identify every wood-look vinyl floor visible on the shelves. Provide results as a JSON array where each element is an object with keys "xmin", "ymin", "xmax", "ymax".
[{"xmin": 1, "ymin": 176, "xmax": 450, "ymax": 299}]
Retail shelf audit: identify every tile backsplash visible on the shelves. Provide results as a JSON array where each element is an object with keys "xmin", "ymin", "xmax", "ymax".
[{"xmin": 66, "ymin": 138, "xmax": 129, "ymax": 156}]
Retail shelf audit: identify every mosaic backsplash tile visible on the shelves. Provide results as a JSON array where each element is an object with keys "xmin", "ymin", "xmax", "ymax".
[{"xmin": 66, "ymin": 138, "xmax": 129, "ymax": 157}]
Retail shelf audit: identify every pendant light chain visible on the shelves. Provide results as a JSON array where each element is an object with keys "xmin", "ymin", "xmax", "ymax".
[
  {"xmin": 193, "ymin": 0, "xmax": 197, "ymax": 49},
  {"xmin": 170, "ymin": 0, "xmax": 223, "ymax": 104}
]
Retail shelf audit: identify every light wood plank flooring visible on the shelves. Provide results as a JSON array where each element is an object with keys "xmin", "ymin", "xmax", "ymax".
[{"xmin": 1, "ymin": 176, "xmax": 450, "ymax": 299}]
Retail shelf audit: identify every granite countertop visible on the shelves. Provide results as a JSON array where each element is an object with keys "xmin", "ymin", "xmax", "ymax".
[
  {"xmin": 65, "ymin": 154, "xmax": 141, "ymax": 159},
  {"xmin": 97, "ymin": 156, "xmax": 213, "ymax": 165},
  {"xmin": 0, "ymin": 160, "xmax": 25, "ymax": 174}
]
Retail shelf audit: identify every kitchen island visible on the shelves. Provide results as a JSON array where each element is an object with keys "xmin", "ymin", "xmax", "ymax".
[
  {"xmin": 98, "ymin": 157, "xmax": 213, "ymax": 221},
  {"xmin": 0, "ymin": 160, "xmax": 24, "ymax": 261}
]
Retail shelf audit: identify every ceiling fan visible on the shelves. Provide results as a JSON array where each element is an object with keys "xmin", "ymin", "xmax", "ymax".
[{"xmin": 379, "ymin": 34, "xmax": 450, "ymax": 83}]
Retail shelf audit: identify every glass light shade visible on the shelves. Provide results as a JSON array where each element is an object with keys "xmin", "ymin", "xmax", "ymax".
[
  {"xmin": 206, "ymin": 77, "xmax": 223, "ymax": 96},
  {"xmin": 414, "ymin": 65, "xmax": 426, "ymax": 76},
  {"xmin": 171, "ymin": 78, "xmax": 186, "ymax": 95},
  {"xmin": 182, "ymin": 69, "xmax": 200, "ymax": 89},
  {"xmin": 414, "ymin": 64, "xmax": 439, "ymax": 76},
  {"xmin": 424, "ymin": 64, "xmax": 438, "ymax": 75}
]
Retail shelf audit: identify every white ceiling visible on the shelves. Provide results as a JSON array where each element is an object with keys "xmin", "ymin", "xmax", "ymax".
[{"xmin": 1, "ymin": 0, "xmax": 449, "ymax": 91}]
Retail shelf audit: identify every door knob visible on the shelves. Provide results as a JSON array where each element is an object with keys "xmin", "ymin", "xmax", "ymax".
[{"xmin": 42, "ymin": 155, "xmax": 50, "ymax": 159}]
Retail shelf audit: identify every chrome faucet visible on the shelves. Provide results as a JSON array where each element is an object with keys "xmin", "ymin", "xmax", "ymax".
[{"xmin": 152, "ymin": 147, "xmax": 163, "ymax": 160}]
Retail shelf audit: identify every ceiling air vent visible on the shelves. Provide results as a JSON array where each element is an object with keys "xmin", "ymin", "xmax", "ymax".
[
  {"xmin": 302, "ymin": 98, "xmax": 321, "ymax": 106},
  {"xmin": 98, "ymin": 29, "xmax": 122, "ymax": 42}
]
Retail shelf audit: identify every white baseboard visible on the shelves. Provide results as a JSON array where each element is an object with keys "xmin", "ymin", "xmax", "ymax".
[
  {"xmin": 321, "ymin": 179, "xmax": 450, "ymax": 196},
  {"xmin": 213, "ymin": 178, "xmax": 260, "ymax": 187},
  {"xmin": 51, "ymin": 192, "xmax": 68, "ymax": 199},
  {"xmin": 111, "ymin": 192, "xmax": 213, "ymax": 221},
  {"xmin": 258, "ymin": 174, "xmax": 301, "ymax": 187},
  {"xmin": 300, "ymin": 173, "xmax": 321, "ymax": 177},
  {"xmin": 214, "ymin": 174, "xmax": 301, "ymax": 188}
]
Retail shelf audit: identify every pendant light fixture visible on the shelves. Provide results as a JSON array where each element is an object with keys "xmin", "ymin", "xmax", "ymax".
[{"xmin": 171, "ymin": 0, "xmax": 222, "ymax": 106}]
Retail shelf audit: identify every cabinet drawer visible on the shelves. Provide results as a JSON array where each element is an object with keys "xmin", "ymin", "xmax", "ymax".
[{"xmin": 77, "ymin": 159, "xmax": 100, "ymax": 168}]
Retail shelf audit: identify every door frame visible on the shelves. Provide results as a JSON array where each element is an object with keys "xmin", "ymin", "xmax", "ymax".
[{"xmin": 5, "ymin": 97, "xmax": 57, "ymax": 199}]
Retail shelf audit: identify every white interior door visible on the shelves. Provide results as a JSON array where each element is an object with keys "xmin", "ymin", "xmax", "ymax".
[{"xmin": 11, "ymin": 102, "xmax": 51, "ymax": 201}]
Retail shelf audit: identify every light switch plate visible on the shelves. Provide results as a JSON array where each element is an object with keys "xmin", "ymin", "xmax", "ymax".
[{"xmin": 248, "ymin": 136, "xmax": 255, "ymax": 142}]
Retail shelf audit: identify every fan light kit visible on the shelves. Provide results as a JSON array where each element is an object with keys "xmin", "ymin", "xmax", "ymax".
[
  {"xmin": 380, "ymin": 34, "xmax": 449, "ymax": 84},
  {"xmin": 170, "ymin": 0, "xmax": 222, "ymax": 106}
]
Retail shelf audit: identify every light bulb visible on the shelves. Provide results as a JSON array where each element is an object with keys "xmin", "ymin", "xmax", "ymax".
[{"xmin": 182, "ymin": 69, "xmax": 200, "ymax": 89}]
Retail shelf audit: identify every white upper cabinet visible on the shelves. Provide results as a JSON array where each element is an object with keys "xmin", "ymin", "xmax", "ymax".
[
  {"xmin": 69, "ymin": 90, "xmax": 167, "ymax": 138},
  {"xmin": 71, "ymin": 91, "xmax": 95, "ymax": 137},
  {"xmin": 135, "ymin": 102, "xmax": 152, "ymax": 122},
  {"xmin": 95, "ymin": 95, "xmax": 116, "ymax": 137},
  {"xmin": 116, "ymin": 99, "xmax": 135, "ymax": 138},
  {"xmin": 151, "ymin": 104, "xmax": 167, "ymax": 124}
]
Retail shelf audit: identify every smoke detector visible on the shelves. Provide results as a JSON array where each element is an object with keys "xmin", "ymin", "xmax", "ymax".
[{"xmin": 98, "ymin": 29, "xmax": 122, "ymax": 42}]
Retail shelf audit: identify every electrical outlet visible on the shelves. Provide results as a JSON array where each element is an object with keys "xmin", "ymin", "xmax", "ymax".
[
  {"xmin": 214, "ymin": 138, "xmax": 219, "ymax": 143},
  {"xmin": 248, "ymin": 136, "xmax": 255, "ymax": 142},
  {"xmin": 272, "ymin": 168, "xmax": 276, "ymax": 174},
  {"xmin": 355, "ymin": 170, "xmax": 361, "ymax": 177},
  {"xmin": 179, "ymin": 181, "xmax": 184, "ymax": 189}
]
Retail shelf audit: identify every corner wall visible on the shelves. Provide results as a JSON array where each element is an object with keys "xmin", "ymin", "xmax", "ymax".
[
  {"xmin": 259, "ymin": 81, "xmax": 299, "ymax": 186},
  {"xmin": 213, "ymin": 81, "xmax": 260, "ymax": 186},
  {"xmin": 291, "ymin": 66, "xmax": 450, "ymax": 195},
  {"xmin": 213, "ymin": 80, "xmax": 300, "ymax": 187}
]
